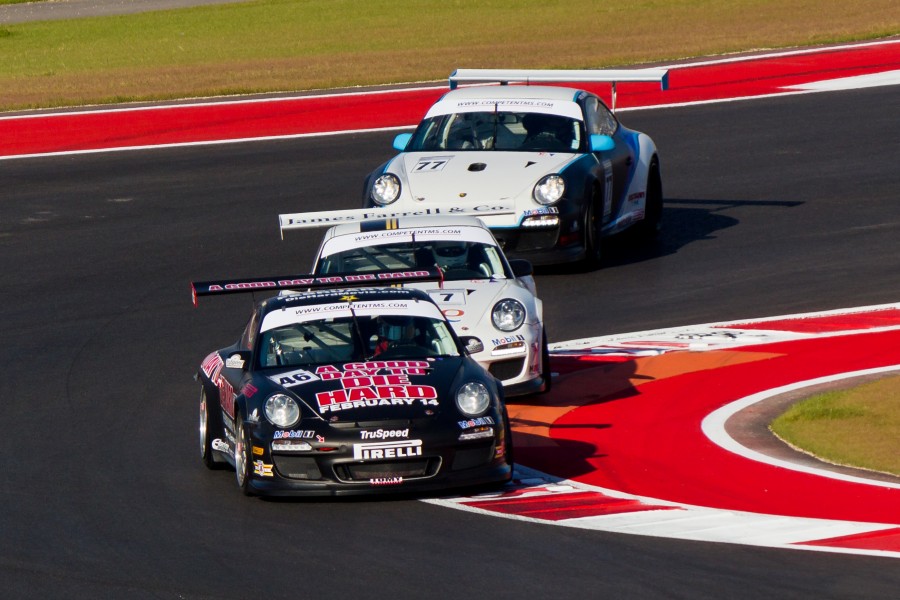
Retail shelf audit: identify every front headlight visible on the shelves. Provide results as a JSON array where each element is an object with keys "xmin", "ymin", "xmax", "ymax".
[
  {"xmin": 533, "ymin": 174, "xmax": 565, "ymax": 205},
  {"xmin": 456, "ymin": 382, "xmax": 491, "ymax": 416},
  {"xmin": 492, "ymin": 299, "xmax": 525, "ymax": 332},
  {"xmin": 371, "ymin": 173, "xmax": 401, "ymax": 205},
  {"xmin": 264, "ymin": 394, "xmax": 300, "ymax": 428}
]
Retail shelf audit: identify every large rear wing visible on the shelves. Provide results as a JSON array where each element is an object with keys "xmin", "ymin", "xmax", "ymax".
[
  {"xmin": 448, "ymin": 68, "xmax": 669, "ymax": 111},
  {"xmin": 278, "ymin": 202, "xmax": 515, "ymax": 238},
  {"xmin": 191, "ymin": 268, "xmax": 443, "ymax": 306}
]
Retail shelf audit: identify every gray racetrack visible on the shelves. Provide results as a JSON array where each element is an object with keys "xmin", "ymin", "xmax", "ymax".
[{"xmin": 1, "ymin": 85, "xmax": 898, "ymax": 598}]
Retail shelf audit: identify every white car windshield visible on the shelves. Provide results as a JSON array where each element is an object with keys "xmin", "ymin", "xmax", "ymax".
[
  {"xmin": 407, "ymin": 111, "xmax": 582, "ymax": 153},
  {"xmin": 319, "ymin": 239, "xmax": 507, "ymax": 281}
]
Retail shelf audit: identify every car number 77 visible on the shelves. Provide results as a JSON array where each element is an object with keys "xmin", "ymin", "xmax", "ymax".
[{"xmin": 414, "ymin": 157, "xmax": 451, "ymax": 172}]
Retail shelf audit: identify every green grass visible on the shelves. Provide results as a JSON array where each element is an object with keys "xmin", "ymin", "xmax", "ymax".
[
  {"xmin": 771, "ymin": 375, "xmax": 900, "ymax": 477},
  {"xmin": 0, "ymin": 0, "xmax": 897, "ymax": 111}
]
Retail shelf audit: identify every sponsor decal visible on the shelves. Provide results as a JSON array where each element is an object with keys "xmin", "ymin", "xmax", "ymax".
[
  {"xmin": 212, "ymin": 438, "xmax": 230, "ymax": 452},
  {"xmin": 253, "ymin": 461, "xmax": 274, "ymax": 477},
  {"xmin": 522, "ymin": 206, "xmax": 560, "ymax": 217},
  {"xmin": 459, "ymin": 416, "xmax": 496, "ymax": 429},
  {"xmin": 273, "ymin": 430, "xmax": 316, "ymax": 439},
  {"xmin": 225, "ymin": 355, "xmax": 245, "ymax": 369},
  {"xmin": 313, "ymin": 362, "xmax": 438, "ymax": 413},
  {"xmin": 360, "ymin": 428, "xmax": 410, "ymax": 440},
  {"xmin": 269, "ymin": 369, "xmax": 320, "ymax": 388},
  {"xmin": 628, "ymin": 191, "xmax": 646, "ymax": 203},
  {"xmin": 243, "ymin": 383, "xmax": 258, "ymax": 398},
  {"xmin": 252, "ymin": 445, "xmax": 264, "ymax": 456},
  {"xmin": 354, "ymin": 440, "xmax": 423, "ymax": 460},
  {"xmin": 200, "ymin": 352, "xmax": 224, "ymax": 380},
  {"xmin": 370, "ymin": 477, "xmax": 404, "ymax": 486},
  {"xmin": 491, "ymin": 334, "xmax": 526, "ymax": 346}
]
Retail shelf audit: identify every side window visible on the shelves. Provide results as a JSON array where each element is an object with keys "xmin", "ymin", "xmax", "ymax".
[
  {"xmin": 584, "ymin": 96, "xmax": 618, "ymax": 136},
  {"xmin": 240, "ymin": 309, "xmax": 260, "ymax": 351}
]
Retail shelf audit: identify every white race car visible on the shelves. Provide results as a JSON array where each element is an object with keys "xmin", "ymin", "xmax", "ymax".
[
  {"xmin": 363, "ymin": 68, "xmax": 668, "ymax": 267},
  {"xmin": 279, "ymin": 207, "xmax": 549, "ymax": 396}
]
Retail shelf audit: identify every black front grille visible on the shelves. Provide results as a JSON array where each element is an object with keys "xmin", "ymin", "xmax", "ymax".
[
  {"xmin": 489, "ymin": 357, "xmax": 526, "ymax": 381},
  {"xmin": 335, "ymin": 458, "xmax": 439, "ymax": 482},
  {"xmin": 452, "ymin": 445, "xmax": 495, "ymax": 471},
  {"xmin": 492, "ymin": 228, "xmax": 559, "ymax": 252},
  {"xmin": 273, "ymin": 456, "xmax": 322, "ymax": 480}
]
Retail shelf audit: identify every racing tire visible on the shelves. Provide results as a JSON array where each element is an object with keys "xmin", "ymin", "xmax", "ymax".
[
  {"xmin": 539, "ymin": 328, "xmax": 552, "ymax": 394},
  {"xmin": 583, "ymin": 190, "xmax": 603, "ymax": 268},
  {"xmin": 234, "ymin": 413, "xmax": 255, "ymax": 496},
  {"xmin": 502, "ymin": 407, "xmax": 515, "ymax": 483},
  {"xmin": 635, "ymin": 159, "xmax": 663, "ymax": 241},
  {"xmin": 200, "ymin": 387, "xmax": 225, "ymax": 470}
]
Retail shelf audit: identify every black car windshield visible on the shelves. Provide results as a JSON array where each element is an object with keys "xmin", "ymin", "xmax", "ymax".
[
  {"xmin": 318, "ymin": 239, "xmax": 507, "ymax": 281},
  {"xmin": 257, "ymin": 314, "xmax": 459, "ymax": 368},
  {"xmin": 407, "ymin": 110, "xmax": 583, "ymax": 153}
]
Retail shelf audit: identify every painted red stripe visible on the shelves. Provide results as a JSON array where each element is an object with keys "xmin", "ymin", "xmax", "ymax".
[
  {"xmin": 1, "ymin": 42, "xmax": 897, "ymax": 157},
  {"xmin": 722, "ymin": 308, "xmax": 900, "ymax": 333},
  {"xmin": 463, "ymin": 491, "xmax": 679, "ymax": 521},
  {"xmin": 798, "ymin": 527, "xmax": 900, "ymax": 551},
  {"xmin": 517, "ymin": 329, "xmax": 900, "ymax": 525}
]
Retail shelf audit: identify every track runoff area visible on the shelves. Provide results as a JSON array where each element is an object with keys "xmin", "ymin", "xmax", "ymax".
[{"xmin": 6, "ymin": 41, "xmax": 898, "ymax": 557}]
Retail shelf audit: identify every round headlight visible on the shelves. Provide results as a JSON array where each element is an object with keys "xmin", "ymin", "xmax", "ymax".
[
  {"xmin": 264, "ymin": 394, "xmax": 300, "ymax": 428},
  {"xmin": 492, "ymin": 299, "xmax": 525, "ymax": 332},
  {"xmin": 371, "ymin": 173, "xmax": 401, "ymax": 205},
  {"xmin": 533, "ymin": 174, "xmax": 565, "ymax": 205},
  {"xmin": 456, "ymin": 382, "xmax": 491, "ymax": 416}
]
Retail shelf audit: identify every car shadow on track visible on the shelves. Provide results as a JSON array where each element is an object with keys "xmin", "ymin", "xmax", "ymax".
[{"xmin": 536, "ymin": 197, "xmax": 803, "ymax": 275}]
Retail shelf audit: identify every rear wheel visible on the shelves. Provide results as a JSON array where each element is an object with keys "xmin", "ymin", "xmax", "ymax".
[
  {"xmin": 200, "ymin": 387, "xmax": 224, "ymax": 470},
  {"xmin": 539, "ymin": 328, "xmax": 552, "ymax": 394},
  {"xmin": 583, "ymin": 190, "xmax": 603, "ymax": 268},
  {"xmin": 234, "ymin": 415, "xmax": 255, "ymax": 496},
  {"xmin": 635, "ymin": 160, "xmax": 663, "ymax": 240}
]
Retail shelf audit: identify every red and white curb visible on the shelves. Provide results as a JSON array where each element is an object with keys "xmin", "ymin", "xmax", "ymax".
[{"xmin": 425, "ymin": 303, "xmax": 900, "ymax": 558}]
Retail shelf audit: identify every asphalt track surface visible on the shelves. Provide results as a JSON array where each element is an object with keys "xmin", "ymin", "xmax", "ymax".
[{"xmin": 3, "ymin": 62, "xmax": 900, "ymax": 600}]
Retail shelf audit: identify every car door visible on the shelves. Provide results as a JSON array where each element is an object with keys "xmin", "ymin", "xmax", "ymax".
[{"xmin": 582, "ymin": 94, "xmax": 634, "ymax": 225}]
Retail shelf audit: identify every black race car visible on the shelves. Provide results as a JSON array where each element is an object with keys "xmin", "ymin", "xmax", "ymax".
[{"xmin": 192, "ymin": 270, "xmax": 513, "ymax": 497}]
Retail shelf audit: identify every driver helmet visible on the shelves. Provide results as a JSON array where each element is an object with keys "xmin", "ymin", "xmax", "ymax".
[{"xmin": 432, "ymin": 241, "xmax": 469, "ymax": 270}]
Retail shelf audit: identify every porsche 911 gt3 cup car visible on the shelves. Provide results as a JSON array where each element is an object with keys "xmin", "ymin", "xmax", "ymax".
[
  {"xmin": 309, "ymin": 216, "xmax": 549, "ymax": 396},
  {"xmin": 362, "ymin": 69, "xmax": 668, "ymax": 266},
  {"xmin": 191, "ymin": 270, "xmax": 513, "ymax": 497}
]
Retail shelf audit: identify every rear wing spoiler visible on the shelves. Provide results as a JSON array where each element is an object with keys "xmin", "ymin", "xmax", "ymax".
[
  {"xmin": 278, "ymin": 202, "xmax": 515, "ymax": 238},
  {"xmin": 191, "ymin": 268, "xmax": 444, "ymax": 307},
  {"xmin": 448, "ymin": 68, "xmax": 669, "ymax": 111}
]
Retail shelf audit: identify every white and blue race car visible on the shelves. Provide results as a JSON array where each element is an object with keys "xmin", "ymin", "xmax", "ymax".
[{"xmin": 363, "ymin": 69, "xmax": 668, "ymax": 266}]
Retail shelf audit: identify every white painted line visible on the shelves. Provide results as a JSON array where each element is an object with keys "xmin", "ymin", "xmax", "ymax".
[
  {"xmin": 702, "ymin": 365, "xmax": 900, "ymax": 489},
  {"xmin": 786, "ymin": 69, "xmax": 900, "ymax": 90}
]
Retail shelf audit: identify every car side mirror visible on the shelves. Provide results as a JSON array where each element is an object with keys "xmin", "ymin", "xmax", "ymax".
[
  {"xmin": 224, "ymin": 350, "xmax": 252, "ymax": 371},
  {"xmin": 508, "ymin": 259, "xmax": 534, "ymax": 278},
  {"xmin": 393, "ymin": 133, "xmax": 413, "ymax": 151},
  {"xmin": 590, "ymin": 134, "xmax": 615, "ymax": 152}
]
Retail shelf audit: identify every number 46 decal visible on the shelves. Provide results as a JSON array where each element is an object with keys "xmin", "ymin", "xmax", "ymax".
[{"xmin": 414, "ymin": 157, "xmax": 452, "ymax": 172}]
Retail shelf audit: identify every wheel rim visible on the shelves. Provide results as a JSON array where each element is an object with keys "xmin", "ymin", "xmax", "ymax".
[
  {"xmin": 199, "ymin": 389, "xmax": 208, "ymax": 458},
  {"xmin": 235, "ymin": 418, "xmax": 248, "ymax": 487}
]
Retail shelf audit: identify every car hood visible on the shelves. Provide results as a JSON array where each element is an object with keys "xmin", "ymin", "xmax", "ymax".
[
  {"xmin": 397, "ymin": 151, "xmax": 577, "ymax": 204},
  {"xmin": 263, "ymin": 357, "xmax": 465, "ymax": 423}
]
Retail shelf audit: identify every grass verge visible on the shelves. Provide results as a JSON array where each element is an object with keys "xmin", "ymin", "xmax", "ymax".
[
  {"xmin": 0, "ymin": 0, "xmax": 897, "ymax": 111},
  {"xmin": 770, "ymin": 375, "xmax": 900, "ymax": 477}
]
